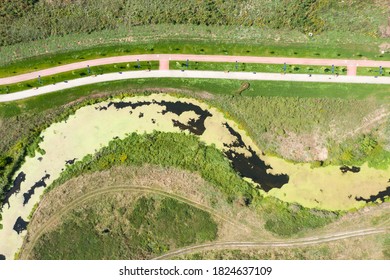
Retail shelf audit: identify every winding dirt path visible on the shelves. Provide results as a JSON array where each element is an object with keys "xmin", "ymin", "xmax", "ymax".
[
  {"xmin": 19, "ymin": 183, "xmax": 390, "ymax": 260},
  {"xmin": 19, "ymin": 185, "xmax": 250, "ymax": 259},
  {"xmin": 154, "ymin": 227, "xmax": 390, "ymax": 260}
]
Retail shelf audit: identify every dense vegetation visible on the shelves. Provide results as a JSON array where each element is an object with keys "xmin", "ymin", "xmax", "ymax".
[
  {"xmin": 48, "ymin": 131, "xmax": 255, "ymax": 202},
  {"xmin": 258, "ymin": 198, "xmax": 337, "ymax": 236},
  {"xmin": 31, "ymin": 195, "xmax": 218, "ymax": 259},
  {"xmin": 45, "ymin": 130, "xmax": 338, "ymax": 237},
  {"xmin": 0, "ymin": 0, "xmax": 387, "ymax": 47}
]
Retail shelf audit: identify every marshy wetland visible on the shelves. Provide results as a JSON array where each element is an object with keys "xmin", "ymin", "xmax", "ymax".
[{"xmin": 0, "ymin": 93, "xmax": 390, "ymax": 259}]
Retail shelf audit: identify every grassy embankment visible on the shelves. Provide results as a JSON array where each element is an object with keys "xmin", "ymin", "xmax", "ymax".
[
  {"xmin": 1, "ymin": 19, "xmax": 389, "ymax": 78},
  {"xmin": 0, "ymin": 36, "xmax": 387, "ymax": 79},
  {"xmin": 1, "ymin": 0, "xmax": 388, "ymax": 72},
  {"xmin": 170, "ymin": 61, "xmax": 347, "ymax": 75},
  {"xmin": 2, "ymin": 0, "xmax": 387, "ymax": 47}
]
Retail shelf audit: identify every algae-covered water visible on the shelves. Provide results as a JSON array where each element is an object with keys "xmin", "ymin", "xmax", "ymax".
[{"xmin": 1, "ymin": 93, "xmax": 389, "ymax": 259}]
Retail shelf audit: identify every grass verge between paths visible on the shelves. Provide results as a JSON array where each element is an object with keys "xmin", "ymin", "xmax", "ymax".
[{"xmin": 171, "ymin": 61, "xmax": 347, "ymax": 75}]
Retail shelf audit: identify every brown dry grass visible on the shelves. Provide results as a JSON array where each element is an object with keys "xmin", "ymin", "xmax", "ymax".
[
  {"xmin": 176, "ymin": 233, "xmax": 389, "ymax": 260},
  {"xmin": 20, "ymin": 164, "xmax": 272, "ymax": 259},
  {"xmin": 304, "ymin": 202, "xmax": 390, "ymax": 237}
]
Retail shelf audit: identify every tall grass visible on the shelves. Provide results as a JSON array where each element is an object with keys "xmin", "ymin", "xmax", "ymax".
[{"xmin": 1, "ymin": 0, "xmax": 387, "ymax": 47}]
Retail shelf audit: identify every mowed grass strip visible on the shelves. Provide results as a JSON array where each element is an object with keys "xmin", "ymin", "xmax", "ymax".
[
  {"xmin": 0, "ymin": 61, "xmax": 159, "ymax": 95},
  {"xmin": 30, "ymin": 194, "xmax": 218, "ymax": 260},
  {"xmin": 1, "ymin": 77, "xmax": 389, "ymax": 118},
  {"xmin": 170, "ymin": 61, "xmax": 347, "ymax": 75},
  {"xmin": 357, "ymin": 67, "xmax": 390, "ymax": 77}
]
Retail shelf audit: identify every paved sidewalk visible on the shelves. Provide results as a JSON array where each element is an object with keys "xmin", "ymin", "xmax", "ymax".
[
  {"xmin": 159, "ymin": 59, "xmax": 170, "ymax": 70},
  {"xmin": 1, "ymin": 54, "xmax": 390, "ymax": 85},
  {"xmin": 1, "ymin": 70, "xmax": 389, "ymax": 103},
  {"xmin": 347, "ymin": 65, "xmax": 357, "ymax": 76}
]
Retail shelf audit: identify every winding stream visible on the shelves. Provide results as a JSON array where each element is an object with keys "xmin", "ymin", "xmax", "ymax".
[{"xmin": 0, "ymin": 94, "xmax": 389, "ymax": 259}]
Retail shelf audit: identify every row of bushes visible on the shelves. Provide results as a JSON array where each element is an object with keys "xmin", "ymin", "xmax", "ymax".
[{"xmin": 0, "ymin": 0, "xmax": 386, "ymax": 46}]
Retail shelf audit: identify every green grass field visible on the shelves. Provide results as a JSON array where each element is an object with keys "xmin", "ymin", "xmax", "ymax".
[
  {"xmin": 31, "ymin": 194, "xmax": 218, "ymax": 259},
  {"xmin": 357, "ymin": 67, "xmax": 390, "ymax": 76},
  {"xmin": 171, "ymin": 61, "xmax": 347, "ymax": 75}
]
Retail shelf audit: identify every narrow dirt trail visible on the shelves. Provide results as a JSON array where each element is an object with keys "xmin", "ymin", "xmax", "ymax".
[
  {"xmin": 19, "ymin": 183, "xmax": 390, "ymax": 260},
  {"xmin": 19, "ymin": 185, "xmax": 251, "ymax": 259},
  {"xmin": 154, "ymin": 227, "xmax": 390, "ymax": 260}
]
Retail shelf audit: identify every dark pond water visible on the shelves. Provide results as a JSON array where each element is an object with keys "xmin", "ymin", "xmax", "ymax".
[
  {"xmin": 98, "ymin": 99, "xmax": 212, "ymax": 136},
  {"xmin": 13, "ymin": 216, "xmax": 29, "ymax": 235},
  {"xmin": 2, "ymin": 172, "xmax": 26, "ymax": 209},
  {"xmin": 97, "ymin": 99, "xmax": 289, "ymax": 192},
  {"xmin": 340, "ymin": 165, "xmax": 360, "ymax": 173},
  {"xmin": 355, "ymin": 186, "xmax": 390, "ymax": 203},
  {"xmin": 223, "ymin": 123, "xmax": 289, "ymax": 192},
  {"xmin": 65, "ymin": 158, "xmax": 77, "ymax": 165},
  {"xmin": 23, "ymin": 174, "xmax": 50, "ymax": 206}
]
